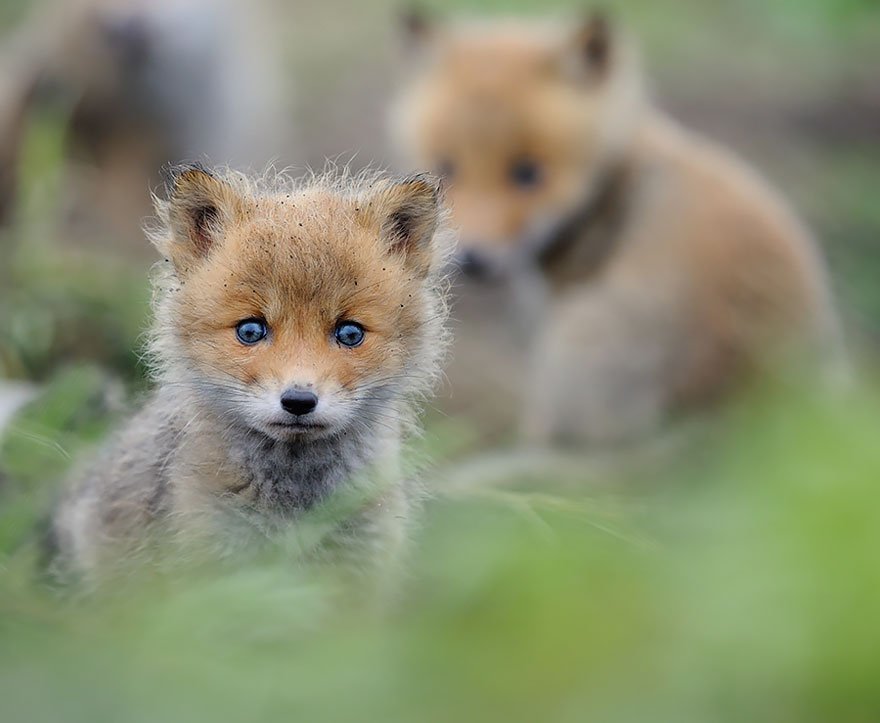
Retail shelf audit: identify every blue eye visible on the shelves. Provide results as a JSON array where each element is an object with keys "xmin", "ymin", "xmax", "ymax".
[
  {"xmin": 334, "ymin": 321, "xmax": 365, "ymax": 348},
  {"xmin": 235, "ymin": 318, "xmax": 268, "ymax": 345},
  {"xmin": 509, "ymin": 159, "xmax": 541, "ymax": 188}
]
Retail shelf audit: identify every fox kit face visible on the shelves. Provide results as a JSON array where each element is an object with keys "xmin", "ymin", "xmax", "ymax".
[
  {"xmin": 392, "ymin": 14, "xmax": 638, "ymax": 276},
  {"xmin": 152, "ymin": 166, "xmax": 445, "ymax": 443}
]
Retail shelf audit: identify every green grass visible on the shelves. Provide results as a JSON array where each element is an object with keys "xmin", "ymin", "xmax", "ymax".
[
  {"xmin": 1, "ymin": 382, "xmax": 880, "ymax": 722},
  {"xmin": 0, "ymin": 106, "xmax": 151, "ymax": 382}
]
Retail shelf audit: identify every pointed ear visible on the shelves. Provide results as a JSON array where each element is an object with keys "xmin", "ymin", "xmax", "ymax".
[
  {"xmin": 399, "ymin": 6, "xmax": 435, "ymax": 51},
  {"xmin": 571, "ymin": 11, "xmax": 613, "ymax": 77},
  {"xmin": 361, "ymin": 173, "xmax": 442, "ymax": 277},
  {"xmin": 159, "ymin": 164, "xmax": 244, "ymax": 271}
]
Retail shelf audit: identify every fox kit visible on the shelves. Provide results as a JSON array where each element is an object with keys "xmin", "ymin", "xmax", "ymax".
[
  {"xmin": 391, "ymin": 12, "xmax": 842, "ymax": 446},
  {"xmin": 50, "ymin": 165, "xmax": 450, "ymax": 581}
]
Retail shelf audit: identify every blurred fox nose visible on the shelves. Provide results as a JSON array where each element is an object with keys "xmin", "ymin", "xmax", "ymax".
[
  {"xmin": 457, "ymin": 249, "xmax": 492, "ymax": 279},
  {"xmin": 280, "ymin": 389, "xmax": 318, "ymax": 416}
]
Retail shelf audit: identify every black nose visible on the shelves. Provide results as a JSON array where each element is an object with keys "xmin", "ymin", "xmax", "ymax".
[
  {"xmin": 457, "ymin": 249, "xmax": 492, "ymax": 279},
  {"xmin": 280, "ymin": 389, "xmax": 318, "ymax": 416}
]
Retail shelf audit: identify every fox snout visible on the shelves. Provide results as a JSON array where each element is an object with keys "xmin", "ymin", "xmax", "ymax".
[
  {"xmin": 454, "ymin": 244, "xmax": 526, "ymax": 282},
  {"xmin": 456, "ymin": 248, "xmax": 495, "ymax": 279}
]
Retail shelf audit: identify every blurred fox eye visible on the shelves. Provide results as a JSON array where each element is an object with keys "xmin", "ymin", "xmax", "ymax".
[
  {"xmin": 509, "ymin": 159, "xmax": 541, "ymax": 188},
  {"xmin": 436, "ymin": 159, "xmax": 455, "ymax": 180},
  {"xmin": 235, "ymin": 318, "xmax": 268, "ymax": 345},
  {"xmin": 334, "ymin": 321, "xmax": 366, "ymax": 348}
]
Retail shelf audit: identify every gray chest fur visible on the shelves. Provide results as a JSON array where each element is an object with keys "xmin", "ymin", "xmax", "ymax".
[{"xmin": 225, "ymin": 428, "xmax": 377, "ymax": 515}]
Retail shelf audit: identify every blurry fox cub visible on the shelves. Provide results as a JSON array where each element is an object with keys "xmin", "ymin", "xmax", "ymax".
[
  {"xmin": 392, "ymin": 11, "xmax": 843, "ymax": 446},
  {"xmin": 51, "ymin": 165, "xmax": 450, "ymax": 582}
]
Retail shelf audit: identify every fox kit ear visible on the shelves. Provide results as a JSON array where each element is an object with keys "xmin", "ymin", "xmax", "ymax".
[
  {"xmin": 572, "ymin": 11, "xmax": 613, "ymax": 76},
  {"xmin": 400, "ymin": 6, "xmax": 435, "ymax": 51},
  {"xmin": 160, "ymin": 164, "xmax": 243, "ymax": 270},
  {"xmin": 362, "ymin": 173, "xmax": 442, "ymax": 277}
]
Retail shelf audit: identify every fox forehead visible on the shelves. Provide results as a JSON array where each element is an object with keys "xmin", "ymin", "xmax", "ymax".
[
  {"xmin": 179, "ymin": 194, "xmax": 418, "ymax": 330},
  {"xmin": 407, "ymin": 32, "xmax": 601, "ymax": 157},
  {"xmin": 418, "ymin": 83, "xmax": 592, "ymax": 159},
  {"xmin": 439, "ymin": 21, "xmax": 563, "ymax": 65},
  {"xmin": 220, "ymin": 191, "xmax": 391, "ymax": 279},
  {"xmin": 422, "ymin": 20, "xmax": 584, "ymax": 90}
]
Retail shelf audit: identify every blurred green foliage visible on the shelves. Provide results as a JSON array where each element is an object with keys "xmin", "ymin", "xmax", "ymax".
[
  {"xmin": 1, "ymin": 382, "xmax": 880, "ymax": 722},
  {"xmin": 0, "ymin": 244, "xmax": 149, "ymax": 381},
  {"xmin": 0, "ymin": 103, "xmax": 151, "ymax": 382}
]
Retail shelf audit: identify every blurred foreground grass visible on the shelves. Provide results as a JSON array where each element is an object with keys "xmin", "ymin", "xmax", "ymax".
[{"xmin": 1, "ymin": 374, "xmax": 880, "ymax": 722}]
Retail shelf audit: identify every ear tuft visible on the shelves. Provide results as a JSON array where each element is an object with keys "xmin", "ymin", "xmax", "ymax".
[
  {"xmin": 400, "ymin": 6, "xmax": 434, "ymax": 49},
  {"xmin": 363, "ymin": 173, "xmax": 442, "ymax": 277},
  {"xmin": 162, "ymin": 163, "xmax": 242, "ymax": 270},
  {"xmin": 188, "ymin": 203, "xmax": 219, "ymax": 256},
  {"xmin": 577, "ymin": 11, "xmax": 613, "ymax": 74},
  {"xmin": 385, "ymin": 174, "xmax": 440, "ymax": 250}
]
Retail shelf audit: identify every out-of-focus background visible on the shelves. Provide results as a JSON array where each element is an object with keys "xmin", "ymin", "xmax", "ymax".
[{"xmin": 1, "ymin": 1, "xmax": 879, "ymax": 721}]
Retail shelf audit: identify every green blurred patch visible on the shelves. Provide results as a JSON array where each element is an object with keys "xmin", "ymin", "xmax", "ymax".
[
  {"xmin": 0, "ymin": 245, "xmax": 150, "ymax": 381},
  {"xmin": 0, "ymin": 102, "xmax": 151, "ymax": 383},
  {"xmin": 0, "ymin": 365, "xmax": 122, "ymax": 552},
  {"xmin": 801, "ymin": 144, "xmax": 880, "ymax": 337},
  {"xmin": 0, "ymin": 365, "xmax": 121, "ymax": 487},
  {"xmin": 1, "ymin": 381, "xmax": 879, "ymax": 722}
]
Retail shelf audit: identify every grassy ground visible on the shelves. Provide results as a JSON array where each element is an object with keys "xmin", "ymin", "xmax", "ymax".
[
  {"xmin": 1, "ymin": 1, "xmax": 879, "ymax": 721},
  {"xmin": 2, "ymin": 380, "xmax": 880, "ymax": 722}
]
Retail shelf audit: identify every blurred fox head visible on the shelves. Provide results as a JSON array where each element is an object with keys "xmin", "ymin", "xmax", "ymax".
[
  {"xmin": 391, "ymin": 12, "xmax": 644, "ymax": 277},
  {"xmin": 149, "ymin": 165, "xmax": 449, "ymax": 443}
]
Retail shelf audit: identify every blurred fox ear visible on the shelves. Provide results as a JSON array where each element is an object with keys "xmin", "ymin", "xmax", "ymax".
[
  {"xmin": 400, "ymin": 6, "xmax": 435, "ymax": 50},
  {"xmin": 573, "ymin": 11, "xmax": 613, "ymax": 76},
  {"xmin": 161, "ymin": 164, "xmax": 244, "ymax": 270},
  {"xmin": 362, "ymin": 173, "xmax": 442, "ymax": 277}
]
